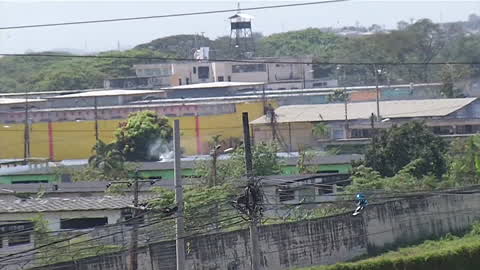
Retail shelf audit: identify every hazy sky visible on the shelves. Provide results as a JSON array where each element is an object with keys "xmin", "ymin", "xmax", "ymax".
[{"xmin": 0, "ymin": 0, "xmax": 479, "ymax": 54}]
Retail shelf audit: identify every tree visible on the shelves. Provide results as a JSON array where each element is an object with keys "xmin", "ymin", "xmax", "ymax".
[
  {"xmin": 364, "ymin": 121, "xmax": 448, "ymax": 178},
  {"xmin": 114, "ymin": 111, "xmax": 173, "ymax": 161},
  {"xmin": 447, "ymin": 136, "xmax": 480, "ymax": 185},
  {"xmin": 328, "ymin": 89, "xmax": 349, "ymax": 103},
  {"xmin": 439, "ymin": 64, "xmax": 471, "ymax": 98},
  {"xmin": 87, "ymin": 140, "xmax": 130, "ymax": 180},
  {"xmin": 312, "ymin": 123, "xmax": 330, "ymax": 139},
  {"xmin": 149, "ymin": 184, "xmax": 242, "ymax": 234},
  {"xmin": 193, "ymin": 142, "xmax": 282, "ymax": 184}
]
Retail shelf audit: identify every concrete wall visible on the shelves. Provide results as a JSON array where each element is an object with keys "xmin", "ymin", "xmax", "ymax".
[{"xmin": 28, "ymin": 193, "xmax": 480, "ymax": 270}]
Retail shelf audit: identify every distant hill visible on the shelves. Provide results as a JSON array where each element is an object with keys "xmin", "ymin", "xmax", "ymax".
[{"xmin": 1, "ymin": 14, "xmax": 480, "ymax": 93}]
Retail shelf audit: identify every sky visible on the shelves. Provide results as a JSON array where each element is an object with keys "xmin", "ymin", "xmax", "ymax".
[{"xmin": 0, "ymin": 0, "xmax": 479, "ymax": 54}]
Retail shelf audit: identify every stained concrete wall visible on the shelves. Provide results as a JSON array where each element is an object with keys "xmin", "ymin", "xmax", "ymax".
[{"xmin": 28, "ymin": 193, "xmax": 480, "ymax": 270}]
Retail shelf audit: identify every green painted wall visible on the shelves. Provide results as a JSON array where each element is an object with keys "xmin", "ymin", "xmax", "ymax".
[
  {"xmin": 0, "ymin": 164, "xmax": 352, "ymax": 184},
  {"xmin": 0, "ymin": 174, "xmax": 59, "ymax": 184},
  {"xmin": 280, "ymin": 164, "xmax": 352, "ymax": 175}
]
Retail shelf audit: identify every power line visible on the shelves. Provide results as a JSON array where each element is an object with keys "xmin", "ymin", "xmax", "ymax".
[
  {"xmin": 0, "ymin": 52, "xmax": 479, "ymax": 66},
  {"xmin": 0, "ymin": 0, "xmax": 348, "ymax": 30}
]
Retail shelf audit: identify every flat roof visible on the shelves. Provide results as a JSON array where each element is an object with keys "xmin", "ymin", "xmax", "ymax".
[
  {"xmin": 49, "ymin": 89, "xmax": 165, "ymax": 99},
  {"xmin": 251, "ymin": 98, "xmax": 477, "ymax": 124},
  {"xmin": 0, "ymin": 98, "xmax": 46, "ymax": 105},
  {"xmin": 0, "ymin": 89, "xmax": 96, "ymax": 97},
  {"xmin": 162, "ymin": 81, "xmax": 265, "ymax": 90}
]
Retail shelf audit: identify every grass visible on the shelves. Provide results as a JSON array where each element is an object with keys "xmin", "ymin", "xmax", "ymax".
[{"xmin": 297, "ymin": 223, "xmax": 480, "ymax": 270}]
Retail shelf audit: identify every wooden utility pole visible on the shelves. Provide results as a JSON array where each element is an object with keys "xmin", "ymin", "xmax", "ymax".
[
  {"xmin": 94, "ymin": 96, "xmax": 99, "ymax": 141},
  {"xmin": 242, "ymin": 112, "xmax": 261, "ymax": 270},
  {"xmin": 23, "ymin": 89, "xmax": 30, "ymax": 161},
  {"xmin": 174, "ymin": 119, "xmax": 185, "ymax": 270}
]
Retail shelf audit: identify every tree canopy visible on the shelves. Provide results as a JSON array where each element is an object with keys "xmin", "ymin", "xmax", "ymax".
[
  {"xmin": 114, "ymin": 111, "xmax": 173, "ymax": 161},
  {"xmin": 364, "ymin": 121, "xmax": 448, "ymax": 178}
]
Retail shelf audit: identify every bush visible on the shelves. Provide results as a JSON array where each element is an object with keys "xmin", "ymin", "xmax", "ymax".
[{"xmin": 298, "ymin": 223, "xmax": 480, "ymax": 270}]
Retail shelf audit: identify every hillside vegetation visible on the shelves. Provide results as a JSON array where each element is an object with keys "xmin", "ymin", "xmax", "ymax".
[
  {"xmin": 298, "ymin": 224, "xmax": 480, "ymax": 270},
  {"xmin": 1, "ymin": 15, "xmax": 480, "ymax": 92}
]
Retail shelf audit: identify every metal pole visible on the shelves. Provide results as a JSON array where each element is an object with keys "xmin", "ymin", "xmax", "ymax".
[
  {"xmin": 94, "ymin": 96, "xmax": 99, "ymax": 141},
  {"xmin": 174, "ymin": 120, "xmax": 185, "ymax": 270},
  {"xmin": 373, "ymin": 65, "xmax": 381, "ymax": 121},
  {"xmin": 343, "ymin": 68, "xmax": 349, "ymax": 139},
  {"xmin": 23, "ymin": 89, "xmax": 30, "ymax": 161},
  {"xmin": 128, "ymin": 175, "xmax": 139, "ymax": 270},
  {"xmin": 242, "ymin": 112, "xmax": 261, "ymax": 270}
]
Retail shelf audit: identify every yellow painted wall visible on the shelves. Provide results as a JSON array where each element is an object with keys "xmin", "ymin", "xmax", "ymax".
[{"xmin": 0, "ymin": 102, "xmax": 269, "ymax": 160}]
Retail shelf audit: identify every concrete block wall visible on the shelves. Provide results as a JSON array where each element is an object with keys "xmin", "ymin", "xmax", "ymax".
[{"xmin": 28, "ymin": 193, "xmax": 480, "ymax": 270}]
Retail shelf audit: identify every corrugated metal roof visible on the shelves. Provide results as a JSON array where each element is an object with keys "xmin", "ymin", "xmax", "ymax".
[
  {"xmin": 251, "ymin": 98, "xmax": 477, "ymax": 124},
  {"xmin": 0, "ymin": 196, "xmax": 138, "ymax": 213},
  {"xmin": 49, "ymin": 89, "xmax": 165, "ymax": 99}
]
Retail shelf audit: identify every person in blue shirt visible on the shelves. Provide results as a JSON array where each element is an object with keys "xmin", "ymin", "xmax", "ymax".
[{"xmin": 353, "ymin": 193, "xmax": 368, "ymax": 216}]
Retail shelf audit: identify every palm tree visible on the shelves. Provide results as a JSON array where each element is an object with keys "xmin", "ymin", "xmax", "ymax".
[{"xmin": 88, "ymin": 140, "xmax": 125, "ymax": 178}]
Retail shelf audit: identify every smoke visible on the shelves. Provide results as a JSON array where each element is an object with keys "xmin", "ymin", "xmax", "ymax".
[{"xmin": 148, "ymin": 138, "xmax": 174, "ymax": 161}]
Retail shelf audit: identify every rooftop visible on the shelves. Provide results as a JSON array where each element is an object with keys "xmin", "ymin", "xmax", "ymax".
[
  {"xmin": 162, "ymin": 81, "xmax": 264, "ymax": 90},
  {"xmin": 251, "ymin": 98, "xmax": 477, "ymax": 124},
  {"xmin": 48, "ymin": 89, "xmax": 165, "ymax": 99},
  {"xmin": 0, "ymin": 181, "xmax": 174, "ymax": 194},
  {"xmin": 0, "ymin": 196, "xmax": 139, "ymax": 213},
  {"xmin": 0, "ymin": 98, "xmax": 46, "ymax": 105}
]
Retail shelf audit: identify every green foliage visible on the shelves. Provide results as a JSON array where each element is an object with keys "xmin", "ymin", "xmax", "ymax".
[
  {"xmin": 297, "ymin": 223, "xmax": 480, "ymax": 270},
  {"xmin": 365, "ymin": 121, "xmax": 447, "ymax": 178},
  {"xmin": 32, "ymin": 215, "xmax": 121, "ymax": 266},
  {"xmin": 193, "ymin": 142, "xmax": 282, "ymax": 184},
  {"xmin": 150, "ymin": 184, "xmax": 241, "ymax": 234},
  {"xmin": 88, "ymin": 140, "xmax": 128, "ymax": 179},
  {"xmin": 447, "ymin": 136, "xmax": 480, "ymax": 185},
  {"xmin": 0, "ymin": 49, "xmax": 168, "ymax": 92},
  {"xmin": 439, "ymin": 64, "xmax": 471, "ymax": 98},
  {"xmin": 328, "ymin": 89, "xmax": 349, "ymax": 103},
  {"xmin": 312, "ymin": 123, "xmax": 330, "ymax": 139},
  {"xmin": 257, "ymin": 28, "xmax": 341, "ymax": 59},
  {"xmin": 297, "ymin": 145, "xmax": 317, "ymax": 174},
  {"xmin": 114, "ymin": 110, "xmax": 172, "ymax": 161}
]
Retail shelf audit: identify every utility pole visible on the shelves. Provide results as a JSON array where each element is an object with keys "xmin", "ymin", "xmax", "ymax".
[
  {"xmin": 129, "ymin": 175, "xmax": 139, "ymax": 270},
  {"xmin": 23, "ymin": 88, "xmax": 30, "ymax": 162},
  {"xmin": 373, "ymin": 65, "xmax": 381, "ymax": 121},
  {"xmin": 94, "ymin": 96, "xmax": 99, "ymax": 141},
  {"xmin": 106, "ymin": 172, "xmax": 158, "ymax": 270},
  {"xmin": 174, "ymin": 119, "xmax": 185, "ymax": 270},
  {"xmin": 242, "ymin": 112, "xmax": 261, "ymax": 270},
  {"xmin": 342, "ymin": 67, "xmax": 349, "ymax": 139}
]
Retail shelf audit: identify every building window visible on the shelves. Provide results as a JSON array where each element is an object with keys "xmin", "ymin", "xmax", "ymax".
[
  {"xmin": 318, "ymin": 185, "xmax": 335, "ymax": 196},
  {"xmin": 218, "ymin": 76, "xmax": 224, "ymax": 82},
  {"xmin": 278, "ymin": 186, "xmax": 295, "ymax": 202},
  {"xmin": 432, "ymin": 126, "xmax": 454, "ymax": 135},
  {"xmin": 193, "ymin": 67, "xmax": 197, "ymax": 74},
  {"xmin": 0, "ymin": 223, "xmax": 33, "ymax": 247},
  {"xmin": 9, "ymin": 233, "xmax": 30, "ymax": 246},
  {"xmin": 351, "ymin": 129, "xmax": 372, "ymax": 138},
  {"xmin": 198, "ymin": 66, "xmax": 210, "ymax": 79},
  {"xmin": 232, "ymin": 64, "xmax": 266, "ymax": 73},
  {"xmin": 60, "ymin": 217, "xmax": 108, "ymax": 230}
]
